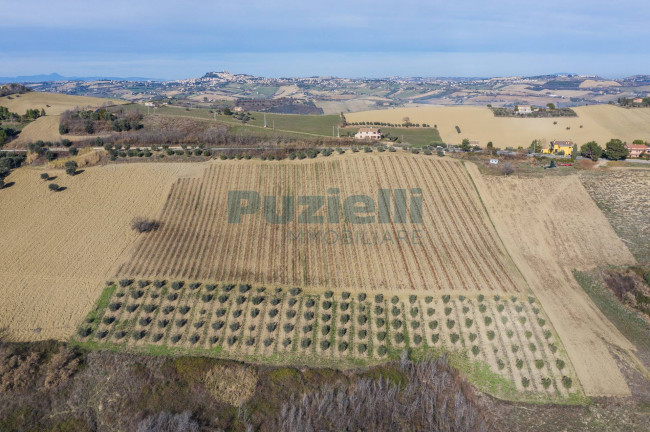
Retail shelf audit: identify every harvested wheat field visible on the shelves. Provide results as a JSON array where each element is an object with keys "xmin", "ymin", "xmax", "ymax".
[
  {"xmin": 118, "ymin": 153, "xmax": 526, "ymax": 293},
  {"xmin": 0, "ymin": 91, "xmax": 126, "ymax": 147},
  {"xmin": 0, "ymin": 162, "xmax": 203, "ymax": 341},
  {"xmin": 347, "ymin": 105, "xmax": 650, "ymax": 147},
  {"xmin": 0, "ymin": 91, "xmax": 122, "ymax": 116},
  {"xmin": 466, "ymin": 163, "xmax": 639, "ymax": 396}
]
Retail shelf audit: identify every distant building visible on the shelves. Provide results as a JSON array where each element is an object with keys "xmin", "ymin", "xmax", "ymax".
[
  {"xmin": 469, "ymin": 140, "xmax": 480, "ymax": 146},
  {"xmin": 144, "ymin": 102, "xmax": 155, "ymax": 107},
  {"xmin": 542, "ymin": 140, "xmax": 574, "ymax": 155},
  {"xmin": 232, "ymin": 106, "xmax": 245, "ymax": 113},
  {"xmin": 633, "ymin": 98, "xmax": 643, "ymax": 104},
  {"xmin": 354, "ymin": 127, "xmax": 381, "ymax": 140},
  {"xmin": 625, "ymin": 143, "xmax": 649, "ymax": 158},
  {"xmin": 516, "ymin": 105, "xmax": 532, "ymax": 114}
]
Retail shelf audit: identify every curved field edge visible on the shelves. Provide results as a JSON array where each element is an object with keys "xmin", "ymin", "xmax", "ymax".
[
  {"xmin": 71, "ymin": 280, "xmax": 585, "ymax": 404},
  {"xmin": 465, "ymin": 161, "xmax": 638, "ymax": 396}
]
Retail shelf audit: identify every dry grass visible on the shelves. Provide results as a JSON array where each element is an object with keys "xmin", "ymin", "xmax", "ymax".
[
  {"xmin": 347, "ymin": 105, "xmax": 650, "ymax": 147},
  {"xmin": 46, "ymin": 148, "xmax": 103, "ymax": 169},
  {"xmin": 203, "ymin": 364, "xmax": 258, "ymax": 406},
  {"xmin": 0, "ymin": 162, "xmax": 203, "ymax": 341},
  {"xmin": 466, "ymin": 162, "xmax": 638, "ymax": 396},
  {"xmin": 0, "ymin": 91, "xmax": 122, "ymax": 116}
]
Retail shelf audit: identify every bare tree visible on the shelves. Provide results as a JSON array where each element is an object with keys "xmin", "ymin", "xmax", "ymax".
[{"xmin": 501, "ymin": 162, "xmax": 515, "ymax": 176}]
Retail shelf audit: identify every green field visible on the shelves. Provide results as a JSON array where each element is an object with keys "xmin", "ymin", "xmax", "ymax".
[{"xmin": 117, "ymin": 104, "xmax": 442, "ymax": 145}]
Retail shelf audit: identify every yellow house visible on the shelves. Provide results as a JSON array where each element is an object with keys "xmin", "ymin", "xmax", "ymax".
[{"xmin": 543, "ymin": 140, "xmax": 574, "ymax": 155}]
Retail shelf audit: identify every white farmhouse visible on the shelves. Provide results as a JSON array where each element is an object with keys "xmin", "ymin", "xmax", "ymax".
[
  {"xmin": 516, "ymin": 105, "xmax": 532, "ymax": 114},
  {"xmin": 354, "ymin": 127, "xmax": 381, "ymax": 140}
]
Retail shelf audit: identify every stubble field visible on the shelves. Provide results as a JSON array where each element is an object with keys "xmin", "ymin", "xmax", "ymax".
[{"xmin": 347, "ymin": 105, "xmax": 650, "ymax": 147}]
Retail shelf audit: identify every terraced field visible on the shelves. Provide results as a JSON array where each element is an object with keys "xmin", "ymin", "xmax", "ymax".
[
  {"xmin": 118, "ymin": 154, "xmax": 526, "ymax": 293},
  {"xmin": 77, "ymin": 279, "xmax": 579, "ymax": 400}
]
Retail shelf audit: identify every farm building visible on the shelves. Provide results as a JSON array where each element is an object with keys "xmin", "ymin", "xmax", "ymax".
[
  {"xmin": 543, "ymin": 140, "xmax": 574, "ymax": 155},
  {"xmin": 625, "ymin": 143, "xmax": 649, "ymax": 158},
  {"xmin": 355, "ymin": 127, "xmax": 381, "ymax": 140},
  {"xmin": 516, "ymin": 105, "xmax": 532, "ymax": 114}
]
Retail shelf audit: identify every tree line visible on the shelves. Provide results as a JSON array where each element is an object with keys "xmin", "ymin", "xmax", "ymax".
[{"xmin": 59, "ymin": 108, "xmax": 143, "ymax": 135}]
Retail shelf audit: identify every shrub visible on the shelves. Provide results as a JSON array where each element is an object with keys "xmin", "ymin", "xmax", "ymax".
[
  {"xmin": 189, "ymin": 282, "xmax": 201, "ymax": 290},
  {"xmin": 212, "ymin": 321, "xmax": 224, "ymax": 330},
  {"xmin": 96, "ymin": 330, "xmax": 108, "ymax": 339},
  {"xmin": 321, "ymin": 325, "xmax": 330, "ymax": 336},
  {"xmin": 487, "ymin": 330, "xmax": 495, "ymax": 340},
  {"xmin": 519, "ymin": 317, "xmax": 527, "ymax": 325},
  {"xmin": 375, "ymin": 294, "xmax": 383, "ymax": 303},
  {"xmin": 462, "ymin": 306, "xmax": 469, "ymax": 314},
  {"xmin": 535, "ymin": 359, "xmax": 544, "ymax": 369},
  {"xmin": 449, "ymin": 333, "xmax": 460, "ymax": 344},
  {"xmin": 377, "ymin": 345, "xmax": 388, "ymax": 356},
  {"xmin": 218, "ymin": 294, "xmax": 229, "ymax": 303},
  {"xmin": 126, "ymin": 304, "xmax": 139, "ymax": 313},
  {"xmin": 119, "ymin": 279, "xmax": 133, "ymax": 287},
  {"xmin": 506, "ymin": 329, "xmax": 514, "ymax": 338},
  {"xmin": 529, "ymin": 343, "xmax": 536, "ymax": 352},
  {"xmin": 537, "ymin": 318, "xmax": 546, "ymax": 327},
  {"xmin": 288, "ymin": 298, "xmax": 297, "ymax": 307},
  {"xmin": 391, "ymin": 319, "xmax": 403, "ymax": 329},
  {"xmin": 302, "ymin": 324, "xmax": 313, "ymax": 333},
  {"xmin": 178, "ymin": 306, "xmax": 190, "ymax": 315},
  {"xmin": 245, "ymin": 337, "xmax": 255, "ymax": 346},
  {"xmin": 286, "ymin": 310, "xmax": 296, "ymax": 319},
  {"xmin": 229, "ymin": 322, "xmax": 240, "ymax": 331},
  {"xmin": 562, "ymin": 376, "xmax": 572, "ymax": 388},
  {"xmin": 338, "ymin": 328, "xmax": 347, "ymax": 337},
  {"xmin": 304, "ymin": 311, "xmax": 314, "ymax": 320},
  {"xmin": 103, "ymin": 316, "xmax": 115, "ymax": 325},
  {"xmin": 469, "ymin": 333, "xmax": 477, "ymax": 342},
  {"xmin": 137, "ymin": 280, "xmax": 150, "ymax": 288},
  {"xmin": 410, "ymin": 307, "xmax": 419, "ymax": 317},
  {"xmin": 283, "ymin": 323, "xmax": 294, "ymax": 333},
  {"xmin": 374, "ymin": 305, "xmax": 384, "ymax": 315},
  {"xmin": 512, "ymin": 344, "xmax": 519, "ymax": 353},
  {"xmin": 358, "ymin": 293, "xmax": 366, "ymax": 301},
  {"xmin": 446, "ymin": 319, "xmax": 455, "ymax": 329},
  {"xmin": 227, "ymin": 336, "xmax": 237, "ymax": 345},
  {"xmin": 321, "ymin": 313, "xmax": 331, "ymax": 322},
  {"xmin": 320, "ymin": 340, "xmax": 330, "ymax": 350},
  {"xmin": 341, "ymin": 291, "xmax": 350, "ymax": 300},
  {"xmin": 324, "ymin": 290, "xmax": 333, "ymax": 298},
  {"xmin": 157, "ymin": 319, "xmax": 169, "ymax": 328},
  {"xmin": 544, "ymin": 330, "xmax": 552, "ymax": 339},
  {"xmin": 515, "ymin": 305, "xmax": 523, "ymax": 313},
  {"xmin": 263, "ymin": 338, "xmax": 274, "ymax": 347},
  {"xmin": 175, "ymin": 319, "xmax": 187, "ymax": 328},
  {"xmin": 358, "ymin": 329, "xmax": 367, "ymax": 339},
  {"xmin": 444, "ymin": 307, "xmax": 452, "ymax": 316},
  {"xmin": 222, "ymin": 284, "xmax": 234, "ymax": 292},
  {"xmin": 282, "ymin": 338, "xmax": 292, "ymax": 347},
  {"xmin": 478, "ymin": 304, "xmax": 487, "ymax": 313},
  {"xmin": 358, "ymin": 315, "xmax": 367, "ymax": 325},
  {"xmin": 427, "ymin": 308, "xmax": 435, "ymax": 316},
  {"xmin": 171, "ymin": 281, "xmax": 183, "ymax": 290},
  {"xmin": 163, "ymin": 305, "xmax": 174, "ymax": 314},
  {"xmin": 301, "ymin": 338, "xmax": 312, "ymax": 348},
  {"xmin": 477, "ymin": 294, "xmax": 485, "ymax": 302},
  {"xmin": 501, "ymin": 316, "xmax": 508, "ymax": 324},
  {"xmin": 391, "ymin": 306, "xmax": 400, "ymax": 316},
  {"xmin": 289, "ymin": 287, "xmax": 301, "ymax": 296},
  {"xmin": 391, "ymin": 296, "xmax": 399, "ymax": 304},
  {"xmin": 497, "ymin": 359, "xmax": 505, "ymax": 370},
  {"xmin": 442, "ymin": 295, "xmax": 450, "ymax": 303},
  {"xmin": 541, "ymin": 377, "xmax": 552, "ymax": 389},
  {"xmin": 130, "ymin": 290, "xmax": 144, "ymax": 299},
  {"xmin": 305, "ymin": 298, "xmax": 315, "ymax": 307},
  {"xmin": 201, "ymin": 294, "xmax": 213, "ymax": 302},
  {"xmin": 205, "ymin": 284, "xmax": 216, "ymax": 292},
  {"xmin": 525, "ymin": 330, "xmax": 532, "ymax": 339},
  {"xmin": 340, "ymin": 314, "xmax": 350, "ymax": 324},
  {"xmin": 77, "ymin": 327, "xmax": 92, "ymax": 338},
  {"xmin": 268, "ymin": 308, "xmax": 278, "ymax": 318},
  {"xmin": 236, "ymin": 295, "xmax": 246, "ymax": 305},
  {"xmin": 340, "ymin": 302, "xmax": 349, "ymax": 311},
  {"xmin": 322, "ymin": 301, "xmax": 332, "ymax": 310},
  {"xmin": 429, "ymin": 320, "xmax": 438, "ymax": 330},
  {"xmin": 471, "ymin": 345, "xmax": 480, "ymax": 356},
  {"xmin": 411, "ymin": 321, "xmax": 420, "ymax": 329},
  {"xmin": 521, "ymin": 377, "xmax": 530, "ymax": 388},
  {"xmin": 497, "ymin": 304, "xmax": 505, "ymax": 312},
  {"xmin": 376, "ymin": 317, "xmax": 385, "ymax": 327},
  {"xmin": 131, "ymin": 217, "xmax": 160, "ymax": 233},
  {"xmin": 431, "ymin": 334, "xmax": 439, "ymax": 343},
  {"xmin": 409, "ymin": 294, "xmax": 417, "ymax": 304},
  {"xmin": 114, "ymin": 331, "xmax": 126, "ymax": 340},
  {"xmin": 250, "ymin": 308, "xmax": 260, "ymax": 318},
  {"xmin": 556, "ymin": 359, "xmax": 565, "ymax": 370},
  {"xmin": 516, "ymin": 359, "xmax": 523, "ymax": 369},
  {"xmin": 270, "ymin": 298, "xmax": 281, "ymax": 306},
  {"xmin": 139, "ymin": 317, "xmax": 151, "ymax": 326},
  {"xmin": 465, "ymin": 318, "xmax": 473, "ymax": 328},
  {"xmin": 266, "ymin": 322, "xmax": 278, "ymax": 332}
]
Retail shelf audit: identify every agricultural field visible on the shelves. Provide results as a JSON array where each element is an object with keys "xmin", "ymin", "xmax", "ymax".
[
  {"xmin": 466, "ymin": 163, "xmax": 639, "ymax": 396},
  {"xmin": 580, "ymin": 169, "xmax": 650, "ymax": 262},
  {"xmin": 0, "ymin": 92, "xmax": 126, "ymax": 147},
  {"xmin": 0, "ymin": 162, "xmax": 203, "ymax": 341},
  {"xmin": 76, "ymin": 279, "xmax": 580, "ymax": 401},
  {"xmin": 347, "ymin": 105, "xmax": 650, "ymax": 148},
  {"xmin": 118, "ymin": 154, "xmax": 526, "ymax": 293}
]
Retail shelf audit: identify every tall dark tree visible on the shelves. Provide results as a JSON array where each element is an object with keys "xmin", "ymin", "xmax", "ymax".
[
  {"xmin": 604, "ymin": 139, "xmax": 628, "ymax": 160},
  {"xmin": 580, "ymin": 141, "xmax": 602, "ymax": 161}
]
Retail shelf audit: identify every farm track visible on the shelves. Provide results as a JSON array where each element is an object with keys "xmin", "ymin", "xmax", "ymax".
[{"xmin": 119, "ymin": 154, "xmax": 522, "ymax": 293}]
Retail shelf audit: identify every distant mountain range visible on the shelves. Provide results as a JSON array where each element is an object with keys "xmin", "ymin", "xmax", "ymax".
[{"xmin": 0, "ymin": 73, "xmax": 160, "ymax": 83}]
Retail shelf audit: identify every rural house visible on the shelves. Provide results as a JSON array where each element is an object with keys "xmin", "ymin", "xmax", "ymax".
[
  {"xmin": 625, "ymin": 143, "xmax": 649, "ymax": 158},
  {"xmin": 543, "ymin": 140, "xmax": 574, "ymax": 155},
  {"xmin": 516, "ymin": 105, "xmax": 532, "ymax": 114},
  {"xmin": 355, "ymin": 127, "xmax": 382, "ymax": 140}
]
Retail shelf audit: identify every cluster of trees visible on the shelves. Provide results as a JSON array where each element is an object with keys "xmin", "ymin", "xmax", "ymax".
[
  {"xmin": 231, "ymin": 111, "xmax": 253, "ymax": 123},
  {"xmin": 580, "ymin": 139, "xmax": 629, "ymax": 161},
  {"xmin": 0, "ymin": 83, "xmax": 31, "ymax": 97},
  {"xmin": 491, "ymin": 106, "xmax": 577, "ymax": 118},
  {"xmin": 0, "ymin": 105, "xmax": 45, "ymax": 122},
  {"xmin": 0, "ymin": 151, "xmax": 26, "ymax": 189},
  {"xmin": 460, "ymin": 138, "xmax": 482, "ymax": 152},
  {"xmin": 618, "ymin": 97, "xmax": 650, "ymax": 107},
  {"xmin": 59, "ymin": 108, "xmax": 143, "ymax": 135}
]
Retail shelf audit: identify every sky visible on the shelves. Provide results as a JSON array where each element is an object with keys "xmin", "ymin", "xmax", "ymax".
[{"xmin": 1, "ymin": 0, "xmax": 649, "ymax": 79}]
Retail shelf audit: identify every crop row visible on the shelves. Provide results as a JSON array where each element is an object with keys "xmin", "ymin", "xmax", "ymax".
[{"xmin": 77, "ymin": 279, "xmax": 578, "ymax": 398}]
